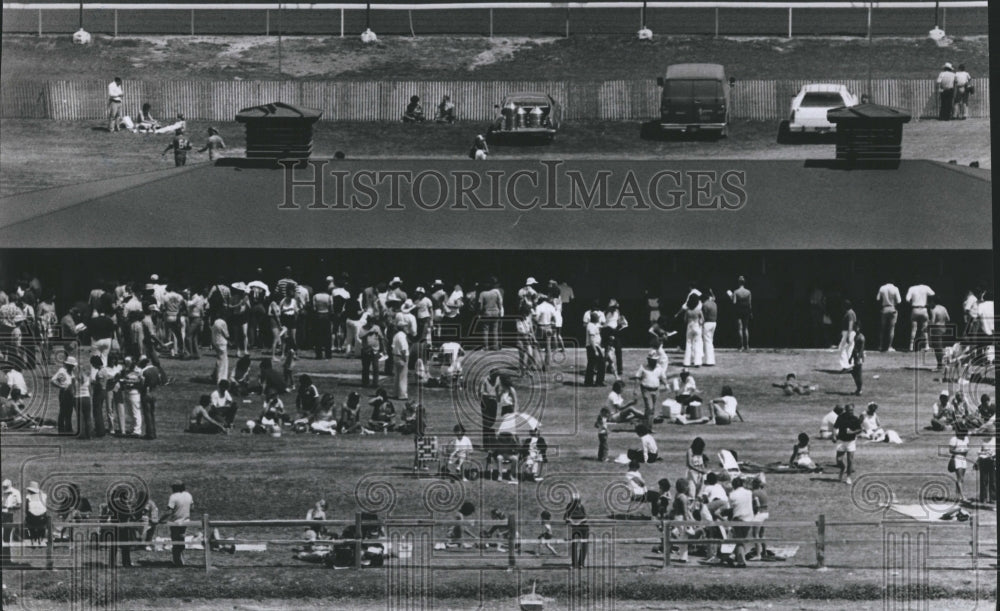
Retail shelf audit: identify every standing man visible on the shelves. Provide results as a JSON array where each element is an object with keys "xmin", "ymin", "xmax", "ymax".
[
  {"xmin": 905, "ymin": 281, "xmax": 935, "ymax": 352},
  {"xmin": 184, "ymin": 288, "xmax": 206, "ymax": 359},
  {"xmin": 936, "ymin": 62, "xmax": 956, "ymax": 121},
  {"xmin": 478, "ymin": 278, "xmax": 504, "ymax": 352},
  {"xmin": 139, "ymin": 356, "xmax": 159, "ymax": 440},
  {"xmin": 311, "ymin": 283, "xmax": 333, "ymax": 360},
  {"xmin": 730, "ymin": 276, "xmax": 752, "ymax": 351},
  {"xmin": 197, "ymin": 127, "xmax": 227, "ymax": 161},
  {"xmin": 927, "ymin": 296, "xmax": 951, "ymax": 371},
  {"xmin": 50, "ymin": 356, "xmax": 78, "ymax": 435},
  {"xmin": 392, "ymin": 322, "xmax": 409, "ymax": 401},
  {"xmin": 1, "ymin": 479, "xmax": 21, "ymax": 562},
  {"xmin": 159, "ymin": 481, "xmax": 193, "ymax": 567},
  {"xmin": 107, "ymin": 77, "xmax": 123, "ymax": 132},
  {"xmin": 701, "ymin": 291, "xmax": 718, "ymax": 366},
  {"xmin": 584, "ymin": 312, "xmax": 605, "ymax": 387},
  {"xmin": 837, "ymin": 299, "xmax": 857, "ymax": 372},
  {"xmin": 604, "ymin": 300, "xmax": 628, "ymax": 378},
  {"xmin": 833, "ymin": 404, "xmax": 863, "ymax": 486},
  {"xmin": 358, "ymin": 317, "xmax": 384, "ymax": 388},
  {"xmin": 876, "ymin": 279, "xmax": 901, "ymax": 352},
  {"xmin": 162, "ymin": 129, "xmax": 192, "ymax": 167},
  {"xmin": 533, "ymin": 294, "xmax": 558, "ymax": 371},
  {"xmin": 162, "ymin": 284, "xmax": 186, "ymax": 359}
]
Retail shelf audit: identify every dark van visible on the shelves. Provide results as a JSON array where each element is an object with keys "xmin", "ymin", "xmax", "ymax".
[{"xmin": 656, "ymin": 63, "xmax": 731, "ymax": 137}]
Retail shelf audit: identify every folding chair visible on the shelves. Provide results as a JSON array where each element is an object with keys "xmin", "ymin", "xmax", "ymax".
[{"xmin": 414, "ymin": 435, "xmax": 439, "ymax": 472}]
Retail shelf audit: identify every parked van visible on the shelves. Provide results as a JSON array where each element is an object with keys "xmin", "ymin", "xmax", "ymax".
[{"xmin": 655, "ymin": 63, "xmax": 731, "ymax": 137}]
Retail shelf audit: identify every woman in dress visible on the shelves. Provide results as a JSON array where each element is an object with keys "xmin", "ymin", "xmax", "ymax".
[
  {"xmin": 685, "ymin": 437, "xmax": 709, "ymax": 496},
  {"xmin": 681, "ymin": 293, "xmax": 704, "ymax": 368},
  {"xmin": 949, "ymin": 426, "xmax": 971, "ymax": 502}
]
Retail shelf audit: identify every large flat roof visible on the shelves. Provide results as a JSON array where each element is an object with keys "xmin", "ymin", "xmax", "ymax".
[{"xmin": 0, "ymin": 159, "xmax": 990, "ymax": 250}]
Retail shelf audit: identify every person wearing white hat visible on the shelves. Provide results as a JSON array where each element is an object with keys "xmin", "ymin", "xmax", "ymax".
[
  {"xmin": 50, "ymin": 356, "xmax": 79, "ymax": 435},
  {"xmin": 930, "ymin": 390, "xmax": 954, "ymax": 431},
  {"xmin": 936, "ymin": 62, "xmax": 956, "ymax": 121},
  {"xmin": 388, "ymin": 277, "xmax": 407, "ymax": 304},
  {"xmin": 518, "ymin": 278, "xmax": 539, "ymax": 310},
  {"xmin": 1, "ymin": 479, "xmax": 21, "ymax": 560}
]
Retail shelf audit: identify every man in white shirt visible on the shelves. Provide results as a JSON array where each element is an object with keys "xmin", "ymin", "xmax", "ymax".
[
  {"xmin": 3, "ymin": 364, "xmax": 29, "ymax": 398},
  {"xmin": 936, "ymin": 63, "xmax": 956, "ymax": 121},
  {"xmin": 107, "ymin": 77, "xmax": 123, "ymax": 132},
  {"xmin": 905, "ymin": 282, "xmax": 935, "ymax": 352},
  {"xmin": 1, "ymin": 479, "xmax": 21, "ymax": 560},
  {"xmin": 584, "ymin": 312, "xmax": 604, "ymax": 387},
  {"xmin": 447, "ymin": 425, "xmax": 474, "ymax": 480},
  {"xmin": 975, "ymin": 291, "xmax": 994, "ymax": 363},
  {"xmin": 160, "ymin": 481, "xmax": 193, "ymax": 567},
  {"xmin": 518, "ymin": 278, "xmax": 539, "ymax": 310},
  {"xmin": 211, "ymin": 315, "xmax": 229, "ymax": 383},
  {"xmin": 728, "ymin": 478, "xmax": 755, "ymax": 567},
  {"xmin": 392, "ymin": 323, "xmax": 409, "ymax": 401},
  {"xmin": 533, "ymin": 294, "xmax": 557, "ymax": 370},
  {"xmin": 876, "ymin": 280, "xmax": 902, "ymax": 352}
]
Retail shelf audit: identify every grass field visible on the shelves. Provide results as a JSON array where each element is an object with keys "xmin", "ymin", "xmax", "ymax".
[
  {"xmin": 0, "ymin": 117, "xmax": 990, "ymax": 198},
  {"xmin": 0, "ymin": 34, "xmax": 990, "ymax": 82},
  {"xmin": 2, "ymin": 344, "xmax": 996, "ymax": 607}
]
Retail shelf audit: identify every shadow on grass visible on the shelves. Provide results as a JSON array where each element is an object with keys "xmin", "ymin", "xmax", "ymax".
[
  {"xmin": 814, "ymin": 368, "xmax": 848, "ymax": 375},
  {"xmin": 809, "ymin": 477, "xmax": 843, "ymax": 484}
]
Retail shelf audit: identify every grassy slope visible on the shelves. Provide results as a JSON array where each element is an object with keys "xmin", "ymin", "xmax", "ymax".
[
  {"xmin": 0, "ymin": 34, "xmax": 990, "ymax": 82},
  {"xmin": 2, "ymin": 348, "xmax": 996, "ymax": 602}
]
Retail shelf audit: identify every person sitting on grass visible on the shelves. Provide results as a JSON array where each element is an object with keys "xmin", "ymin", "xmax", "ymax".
[
  {"xmin": 209, "ymin": 379, "xmax": 238, "ymax": 427},
  {"xmin": 366, "ymin": 388, "xmax": 397, "ymax": 433},
  {"xmin": 521, "ymin": 427, "xmax": 548, "ymax": 481},
  {"xmin": 820, "ymin": 405, "xmax": 843, "ymax": 440},
  {"xmin": 402, "ymin": 96, "xmax": 425, "ymax": 123},
  {"xmin": 338, "ymin": 391, "xmax": 364, "ymax": 434},
  {"xmin": 397, "ymin": 401, "xmax": 427, "ymax": 436},
  {"xmin": 606, "ymin": 380, "xmax": 643, "ymax": 423},
  {"xmin": 187, "ymin": 393, "xmax": 228, "ymax": 434},
  {"xmin": 860, "ymin": 402, "xmax": 902, "ymax": 444},
  {"xmin": 625, "ymin": 460, "xmax": 661, "ymax": 517},
  {"xmin": 230, "ymin": 354, "xmax": 252, "ymax": 396},
  {"xmin": 710, "ymin": 386, "xmax": 741, "ymax": 425},
  {"xmin": 930, "ymin": 390, "xmax": 958, "ymax": 431},
  {"xmin": 788, "ymin": 433, "xmax": 819, "ymax": 471},
  {"xmin": 447, "ymin": 501, "xmax": 478, "ymax": 548},
  {"xmin": 136, "ymin": 102, "xmax": 160, "ymax": 133},
  {"xmin": 479, "ymin": 508, "xmax": 517, "ymax": 552},
  {"xmin": 259, "ymin": 359, "xmax": 287, "ymax": 397},
  {"xmin": 309, "ymin": 393, "xmax": 338, "ymax": 435},
  {"xmin": 435, "ymin": 95, "xmax": 456, "ymax": 124},
  {"xmin": 773, "ymin": 372, "xmax": 818, "ymax": 396},
  {"xmin": 294, "ymin": 374, "xmax": 319, "ymax": 421},
  {"xmin": 446, "ymin": 424, "xmax": 474, "ymax": 480},
  {"xmin": 261, "ymin": 389, "xmax": 290, "ymax": 427},
  {"xmin": 626, "ymin": 424, "xmax": 659, "ymax": 463}
]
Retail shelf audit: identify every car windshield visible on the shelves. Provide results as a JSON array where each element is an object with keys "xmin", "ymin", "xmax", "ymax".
[
  {"xmin": 800, "ymin": 92, "xmax": 845, "ymax": 107},
  {"xmin": 664, "ymin": 80, "xmax": 721, "ymax": 99}
]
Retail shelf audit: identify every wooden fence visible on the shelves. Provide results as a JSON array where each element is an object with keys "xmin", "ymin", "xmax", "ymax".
[{"xmin": 1, "ymin": 78, "xmax": 990, "ymax": 122}]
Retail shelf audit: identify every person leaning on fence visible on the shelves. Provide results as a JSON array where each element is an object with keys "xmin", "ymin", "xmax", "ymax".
[
  {"xmin": 953, "ymin": 64, "xmax": 973, "ymax": 120},
  {"xmin": 159, "ymin": 481, "xmax": 193, "ymax": 567}
]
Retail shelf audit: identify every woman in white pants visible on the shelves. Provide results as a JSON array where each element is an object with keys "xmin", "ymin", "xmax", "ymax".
[{"xmin": 681, "ymin": 294, "xmax": 704, "ymax": 367}]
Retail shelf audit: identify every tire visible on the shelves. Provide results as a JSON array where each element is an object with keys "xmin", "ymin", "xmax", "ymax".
[{"xmin": 777, "ymin": 121, "xmax": 791, "ymax": 144}]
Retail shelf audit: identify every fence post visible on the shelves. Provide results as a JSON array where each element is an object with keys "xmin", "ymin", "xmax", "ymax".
[
  {"xmin": 787, "ymin": 7, "xmax": 793, "ymax": 38},
  {"xmin": 190, "ymin": 9, "xmax": 195, "ymax": 36},
  {"xmin": 354, "ymin": 512, "xmax": 363, "ymax": 570},
  {"xmin": 203, "ymin": 513, "xmax": 212, "ymax": 572},
  {"xmin": 489, "ymin": 8, "xmax": 493, "ymax": 39},
  {"xmin": 45, "ymin": 520, "xmax": 54, "ymax": 570},
  {"xmin": 38, "ymin": 9, "xmax": 42, "ymax": 36},
  {"xmin": 565, "ymin": 6, "xmax": 570, "ymax": 38},
  {"xmin": 714, "ymin": 8, "xmax": 719, "ymax": 37},
  {"xmin": 942, "ymin": 7, "xmax": 946, "ymax": 31},
  {"xmin": 340, "ymin": 8, "xmax": 344, "ymax": 38},
  {"xmin": 114, "ymin": 10, "xmax": 118, "ymax": 37},
  {"xmin": 661, "ymin": 519, "xmax": 670, "ymax": 568},
  {"xmin": 266, "ymin": 10, "xmax": 269, "ymax": 36},
  {"xmin": 507, "ymin": 514, "xmax": 516, "ymax": 568},
  {"xmin": 815, "ymin": 514, "xmax": 826, "ymax": 569}
]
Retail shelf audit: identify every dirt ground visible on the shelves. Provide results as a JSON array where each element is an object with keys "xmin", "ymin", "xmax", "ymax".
[{"xmin": 0, "ymin": 117, "xmax": 989, "ymax": 199}]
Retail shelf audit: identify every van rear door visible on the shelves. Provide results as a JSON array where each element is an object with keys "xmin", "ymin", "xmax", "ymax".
[
  {"xmin": 661, "ymin": 79, "xmax": 696, "ymax": 123},
  {"xmin": 691, "ymin": 80, "xmax": 724, "ymax": 124}
]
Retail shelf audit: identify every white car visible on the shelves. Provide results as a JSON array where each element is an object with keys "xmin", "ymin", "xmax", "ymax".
[{"xmin": 778, "ymin": 84, "xmax": 859, "ymax": 141}]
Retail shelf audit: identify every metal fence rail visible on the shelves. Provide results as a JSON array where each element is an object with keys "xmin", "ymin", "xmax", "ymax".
[
  {"xmin": 0, "ymin": 2, "xmax": 991, "ymax": 37},
  {"xmin": 0, "ymin": 78, "xmax": 990, "ymax": 122}
]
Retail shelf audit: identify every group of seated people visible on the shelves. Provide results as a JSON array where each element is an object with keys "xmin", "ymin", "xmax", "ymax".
[
  {"xmin": 116, "ymin": 103, "xmax": 186, "ymax": 134},
  {"xmin": 622, "ymin": 460, "xmax": 772, "ymax": 566},
  {"xmin": 294, "ymin": 503, "xmax": 386, "ymax": 568},
  {"xmin": 442, "ymin": 425, "xmax": 548, "ymax": 484},
  {"xmin": 930, "ymin": 389, "xmax": 995, "ymax": 432},
  {"xmin": 600, "ymin": 373, "xmax": 740, "ymax": 430},
  {"xmin": 402, "ymin": 95, "xmax": 457, "ymax": 123}
]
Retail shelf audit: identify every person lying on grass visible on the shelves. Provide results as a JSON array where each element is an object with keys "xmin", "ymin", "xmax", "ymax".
[{"xmin": 772, "ymin": 373, "xmax": 818, "ymax": 396}]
